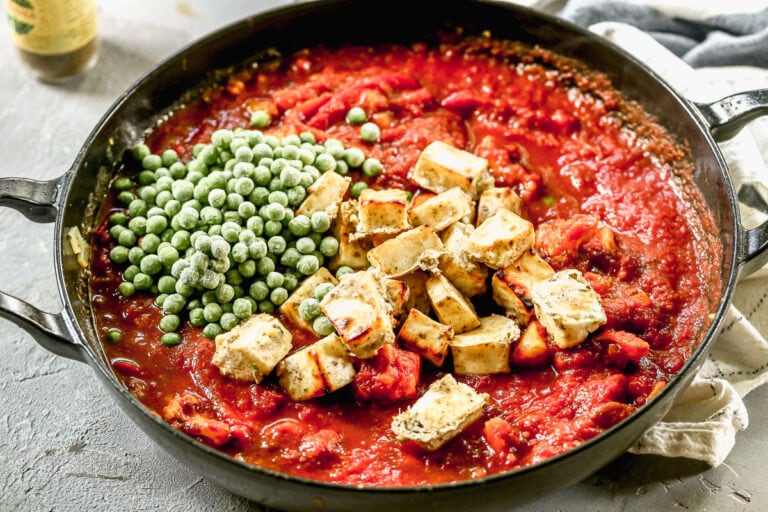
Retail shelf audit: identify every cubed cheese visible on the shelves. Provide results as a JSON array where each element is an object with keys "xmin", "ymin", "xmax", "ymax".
[
  {"xmin": 467, "ymin": 208, "xmax": 535, "ymax": 269},
  {"xmin": 531, "ymin": 269, "xmax": 607, "ymax": 349},
  {"xmin": 476, "ymin": 187, "xmax": 522, "ymax": 225},
  {"xmin": 425, "ymin": 271, "xmax": 480, "ymax": 333},
  {"xmin": 328, "ymin": 200, "xmax": 372, "ymax": 271},
  {"xmin": 383, "ymin": 277, "xmax": 410, "ymax": 327},
  {"xmin": 391, "ymin": 374, "xmax": 488, "ymax": 451},
  {"xmin": 367, "ymin": 225, "xmax": 444, "ymax": 277},
  {"xmin": 399, "ymin": 270, "xmax": 432, "ymax": 316},
  {"xmin": 279, "ymin": 267, "xmax": 338, "ymax": 332},
  {"xmin": 438, "ymin": 222, "xmax": 487, "ymax": 297},
  {"xmin": 396, "ymin": 308, "xmax": 453, "ymax": 366},
  {"xmin": 411, "ymin": 141, "xmax": 493, "ymax": 198},
  {"xmin": 277, "ymin": 333, "xmax": 356, "ymax": 401},
  {"xmin": 212, "ymin": 314, "xmax": 293, "ymax": 382},
  {"xmin": 295, "ymin": 170, "xmax": 350, "ymax": 221},
  {"xmin": 450, "ymin": 314, "xmax": 519, "ymax": 375},
  {"xmin": 408, "ymin": 187, "xmax": 472, "ymax": 232},
  {"xmin": 491, "ymin": 250, "xmax": 554, "ymax": 326},
  {"xmin": 357, "ymin": 188, "xmax": 411, "ymax": 237},
  {"xmin": 320, "ymin": 269, "xmax": 395, "ymax": 358}
]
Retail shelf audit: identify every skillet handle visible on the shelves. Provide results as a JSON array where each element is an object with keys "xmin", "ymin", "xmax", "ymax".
[
  {"xmin": 695, "ymin": 90, "xmax": 768, "ymax": 277},
  {"xmin": 0, "ymin": 175, "xmax": 84, "ymax": 362},
  {"xmin": 695, "ymin": 89, "xmax": 768, "ymax": 142}
]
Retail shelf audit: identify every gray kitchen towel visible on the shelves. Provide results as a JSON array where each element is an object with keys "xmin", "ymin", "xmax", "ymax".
[{"xmin": 558, "ymin": 0, "xmax": 768, "ymax": 67}]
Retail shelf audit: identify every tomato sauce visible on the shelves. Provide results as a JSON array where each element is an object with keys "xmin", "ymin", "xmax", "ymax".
[{"xmin": 89, "ymin": 33, "xmax": 721, "ymax": 486}]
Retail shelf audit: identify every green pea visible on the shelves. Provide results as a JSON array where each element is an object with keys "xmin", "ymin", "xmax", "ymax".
[
  {"xmin": 164, "ymin": 199, "xmax": 182, "ymax": 218},
  {"xmin": 249, "ymin": 281, "xmax": 269, "ymax": 301},
  {"xmin": 203, "ymin": 323, "xmax": 222, "ymax": 339},
  {"xmin": 280, "ymin": 247, "xmax": 301, "ymax": 268},
  {"xmin": 118, "ymin": 229, "xmax": 137, "ymax": 247},
  {"xmin": 237, "ymin": 201, "xmax": 256, "ymax": 219},
  {"xmin": 250, "ymin": 110, "xmax": 271, "ymax": 128},
  {"xmin": 219, "ymin": 312, "xmax": 239, "ymax": 331},
  {"xmin": 161, "ymin": 333, "xmax": 182, "ymax": 346},
  {"xmin": 169, "ymin": 161, "xmax": 187, "ymax": 179},
  {"xmin": 133, "ymin": 272, "xmax": 153, "ymax": 290},
  {"xmin": 142, "ymin": 154, "xmax": 162, "ymax": 171},
  {"xmin": 238, "ymin": 260, "xmax": 256, "ymax": 279},
  {"xmin": 118, "ymin": 281, "xmax": 136, "ymax": 297},
  {"xmin": 270, "ymin": 287, "xmax": 288, "ymax": 306},
  {"xmin": 314, "ymin": 282, "xmax": 335, "ymax": 302},
  {"xmin": 248, "ymin": 238, "xmax": 268, "ymax": 259},
  {"xmin": 267, "ymin": 236, "xmax": 287, "ymax": 255},
  {"xmin": 296, "ymin": 255, "xmax": 319, "ymax": 276},
  {"xmin": 106, "ymin": 328, "xmax": 122, "ymax": 344},
  {"xmin": 157, "ymin": 275, "xmax": 177, "ymax": 294},
  {"xmin": 351, "ymin": 181, "xmax": 368, "ymax": 198},
  {"xmin": 314, "ymin": 153, "xmax": 336, "ymax": 173},
  {"xmin": 159, "ymin": 314, "xmax": 180, "ymax": 333},
  {"xmin": 110, "ymin": 246, "xmax": 129, "ymax": 264},
  {"xmin": 283, "ymin": 272, "xmax": 298, "ymax": 291},
  {"xmin": 344, "ymin": 147, "xmax": 365, "ymax": 167},
  {"xmin": 346, "ymin": 106, "xmax": 367, "ymax": 125},
  {"xmin": 188, "ymin": 308, "xmax": 205, "ymax": 327},
  {"xmin": 265, "ymin": 271, "xmax": 284, "ymax": 289},
  {"xmin": 359, "ymin": 122, "xmax": 381, "ymax": 143},
  {"xmin": 138, "ymin": 233, "xmax": 159, "ymax": 254},
  {"xmin": 204, "ymin": 303, "xmax": 223, "ymax": 323},
  {"xmin": 210, "ymin": 238, "xmax": 230, "ymax": 260},
  {"xmin": 310, "ymin": 211, "xmax": 331, "ymax": 233},
  {"xmin": 231, "ymin": 242, "xmax": 249, "ymax": 263},
  {"xmin": 117, "ymin": 191, "xmax": 135, "ymax": 206},
  {"xmin": 319, "ymin": 236, "xmax": 339, "ymax": 257},
  {"xmin": 123, "ymin": 264, "xmax": 140, "ymax": 282},
  {"xmin": 257, "ymin": 257, "xmax": 275, "ymax": 276},
  {"xmin": 299, "ymin": 298, "xmax": 322, "ymax": 321},
  {"xmin": 313, "ymin": 315, "xmax": 335, "ymax": 336},
  {"xmin": 114, "ymin": 177, "xmax": 133, "ymax": 192},
  {"xmin": 335, "ymin": 266, "xmax": 355, "ymax": 279},
  {"xmin": 258, "ymin": 300, "xmax": 275, "ymax": 313},
  {"xmin": 140, "ymin": 254, "xmax": 163, "ymax": 275},
  {"xmin": 232, "ymin": 298, "xmax": 253, "ymax": 319},
  {"xmin": 264, "ymin": 220, "xmax": 282, "ymax": 237},
  {"xmin": 132, "ymin": 143, "xmax": 151, "ymax": 161},
  {"xmin": 146, "ymin": 215, "xmax": 169, "ymax": 236},
  {"xmin": 362, "ymin": 157, "xmax": 383, "ymax": 178}
]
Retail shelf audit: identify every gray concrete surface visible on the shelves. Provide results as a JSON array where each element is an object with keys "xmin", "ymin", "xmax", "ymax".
[{"xmin": 1, "ymin": 1, "xmax": 766, "ymax": 511}]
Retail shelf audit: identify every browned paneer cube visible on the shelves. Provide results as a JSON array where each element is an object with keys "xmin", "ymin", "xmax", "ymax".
[
  {"xmin": 412, "ymin": 140, "xmax": 493, "ymax": 198},
  {"xmin": 328, "ymin": 200, "xmax": 372, "ymax": 271},
  {"xmin": 425, "ymin": 271, "xmax": 480, "ymax": 334},
  {"xmin": 396, "ymin": 308, "xmax": 454, "ymax": 366},
  {"xmin": 408, "ymin": 187, "xmax": 473, "ymax": 232},
  {"xmin": 296, "ymin": 170, "xmax": 350, "ymax": 221},
  {"xmin": 399, "ymin": 270, "xmax": 432, "ymax": 316},
  {"xmin": 476, "ymin": 187, "xmax": 522, "ymax": 225},
  {"xmin": 450, "ymin": 314, "xmax": 519, "ymax": 375},
  {"xmin": 439, "ymin": 222, "xmax": 488, "ymax": 297},
  {"xmin": 357, "ymin": 188, "xmax": 411, "ymax": 237},
  {"xmin": 467, "ymin": 208, "xmax": 535, "ymax": 269},
  {"xmin": 367, "ymin": 225, "xmax": 445, "ymax": 277},
  {"xmin": 277, "ymin": 334, "xmax": 356, "ymax": 401},
  {"xmin": 510, "ymin": 320, "xmax": 551, "ymax": 367}
]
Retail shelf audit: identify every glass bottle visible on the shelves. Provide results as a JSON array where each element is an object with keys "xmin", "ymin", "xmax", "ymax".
[{"xmin": 4, "ymin": 0, "xmax": 99, "ymax": 82}]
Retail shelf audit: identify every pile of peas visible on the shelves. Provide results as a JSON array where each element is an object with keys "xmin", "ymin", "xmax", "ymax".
[{"xmin": 106, "ymin": 119, "xmax": 381, "ymax": 345}]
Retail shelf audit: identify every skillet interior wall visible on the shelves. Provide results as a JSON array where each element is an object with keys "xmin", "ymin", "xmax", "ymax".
[{"xmin": 60, "ymin": 0, "xmax": 730, "ymax": 361}]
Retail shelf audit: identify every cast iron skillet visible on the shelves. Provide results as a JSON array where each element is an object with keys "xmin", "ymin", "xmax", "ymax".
[{"xmin": 2, "ymin": 1, "xmax": 768, "ymax": 510}]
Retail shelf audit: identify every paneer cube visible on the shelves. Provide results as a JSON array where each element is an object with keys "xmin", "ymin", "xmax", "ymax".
[
  {"xmin": 399, "ymin": 270, "xmax": 432, "ymax": 316},
  {"xmin": 408, "ymin": 187, "xmax": 473, "ymax": 232},
  {"xmin": 391, "ymin": 374, "xmax": 488, "ymax": 451},
  {"xmin": 425, "ymin": 271, "xmax": 480, "ymax": 334},
  {"xmin": 438, "ymin": 222, "xmax": 488, "ymax": 297},
  {"xmin": 383, "ymin": 277, "xmax": 410, "ymax": 327},
  {"xmin": 279, "ymin": 267, "xmax": 338, "ymax": 331},
  {"xmin": 510, "ymin": 320, "xmax": 550, "ymax": 367},
  {"xmin": 450, "ymin": 314, "xmax": 519, "ymax": 375},
  {"xmin": 212, "ymin": 314, "xmax": 293, "ymax": 382},
  {"xmin": 467, "ymin": 208, "xmax": 535, "ymax": 269},
  {"xmin": 396, "ymin": 308, "xmax": 453, "ymax": 366},
  {"xmin": 491, "ymin": 251, "xmax": 555, "ymax": 326},
  {"xmin": 277, "ymin": 334, "xmax": 356, "ymax": 401},
  {"xmin": 412, "ymin": 141, "xmax": 493, "ymax": 198},
  {"xmin": 476, "ymin": 187, "xmax": 522, "ymax": 225},
  {"xmin": 531, "ymin": 269, "xmax": 607, "ymax": 349},
  {"xmin": 367, "ymin": 225, "xmax": 444, "ymax": 277},
  {"xmin": 328, "ymin": 200, "xmax": 372, "ymax": 271},
  {"xmin": 320, "ymin": 269, "xmax": 395, "ymax": 358},
  {"xmin": 295, "ymin": 170, "xmax": 350, "ymax": 221},
  {"xmin": 357, "ymin": 188, "xmax": 411, "ymax": 237}
]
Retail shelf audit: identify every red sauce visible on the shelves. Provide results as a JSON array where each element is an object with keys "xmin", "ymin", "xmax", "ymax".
[{"xmin": 89, "ymin": 34, "xmax": 721, "ymax": 486}]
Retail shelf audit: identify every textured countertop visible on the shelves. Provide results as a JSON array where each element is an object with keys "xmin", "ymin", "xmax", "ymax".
[{"xmin": 1, "ymin": 1, "xmax": 766, "ymax": 511}]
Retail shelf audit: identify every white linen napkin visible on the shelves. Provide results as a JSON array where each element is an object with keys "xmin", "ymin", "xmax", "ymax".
[{"xmin": 511, "ymin": 0, "xmax": 768, "ymax": 466}]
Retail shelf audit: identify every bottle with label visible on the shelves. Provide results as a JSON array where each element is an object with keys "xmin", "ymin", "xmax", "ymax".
[{"xmin": 4, "ymin": 0, "xmax": 99, "ymax": 82}]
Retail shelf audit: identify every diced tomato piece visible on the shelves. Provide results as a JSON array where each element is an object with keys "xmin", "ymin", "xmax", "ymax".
[
  {"xmin": 534, "ymin": 213, "xmax": 599, "ymax": 269},
  {"xmin": 588, "ymin": 401, "xmax": 635, "ymax": 429},
  {"xmin": 299, "ymin": 429, "xmax": 344, "ymax": 466},
  {"xmin": 162, "ymin": 394, "xmax": 232, "ymax": 447},
  {"xmin": 483, "ymin": 417, "xmax": 525, "ymax": 464},
  {"xmin": 354, "ymin": 344, "xmax": 421, "ymax": 404},
  {"xmin": 594, "ymin": 329, "xmax": 651, "ymax": 368}
]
